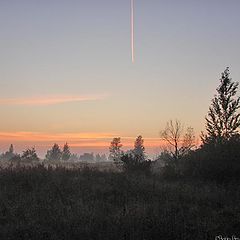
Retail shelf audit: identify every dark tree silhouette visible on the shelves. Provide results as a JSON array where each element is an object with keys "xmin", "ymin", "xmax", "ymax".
[
  {"xmin": 202, "ymin": 67, "xmax": 240, "ymax": 145},
  {"xmin": 9, "ymin": 144, "xmax": 14, "ymax": 154},
  {"xmin": 109, "ymin": 137, "xmax": 123, "ymax": 165},
  {"xmin": 45, "ymin": 143, "xmax": 62, "ymax": 161},
  {"xmin": 62, "ymin": 143, "xmax": 71, "ymax": 161},
  {"xmin": 160, "ymin": 120, "xmax": 195, "ymax": 160},
  {"xmin": 1, "ymin": 144, "xmax": 16, "ymax": 161},
  {"xmin": 133, "ymin": 135, "xmax": 146, "ymax": 161},
  {"xmin": 21, "ymin": 147, "xmax": 39, "ymax": 162}
]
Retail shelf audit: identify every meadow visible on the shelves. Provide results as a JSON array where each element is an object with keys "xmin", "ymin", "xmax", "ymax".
[{"xmin": 0, "ymin": 165, "xmax": 239, "ymax": 240}]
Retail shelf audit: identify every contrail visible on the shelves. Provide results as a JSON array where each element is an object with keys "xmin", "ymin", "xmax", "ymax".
[{"xmin": 131, "ymin": 0, "xmax": 134, "ymax": 63}]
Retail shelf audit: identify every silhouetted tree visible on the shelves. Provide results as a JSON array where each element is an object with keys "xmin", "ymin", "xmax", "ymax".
[
  {"xmin": 45, "ymin": 143, "xmax": 62, "ymax": 161},
  {"xmin": 21, "ymin": 147, "xmax": 39, "ymax": 162},
  {"xmin": 9, "ymin": 144, "xmax": 14, "ymax": 154},
  {"xmin": 62, "ymin": 143, "xmax": 71, "ymax": 161},
  {"xmin": 160, "ymin": 120, "xmax": 195, "ymax": 160},
  {"xmin": 188, "ymin": 68, "xmax": 240, "ymax": 181},
  {"xmin": 109, "ymin": 137, "xmax": 123, "ymax": 165},
  {"xmin": 133, "ymin": 135, "xmax": 146, "ymax": 161},
  {"xmin": 2, "ymin": 144, "xmax": 16, "ymax": 161},
  {"xmin": 202, "ymin": 67, "xmax": 240, "ymax": 145}
]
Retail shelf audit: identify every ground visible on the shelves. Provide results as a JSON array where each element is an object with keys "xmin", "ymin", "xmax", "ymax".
[{"xmin": 0, "ymin": 165, "xmax": 239, "ymax": 240}]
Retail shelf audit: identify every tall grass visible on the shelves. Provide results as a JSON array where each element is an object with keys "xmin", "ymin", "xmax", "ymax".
[{"xmin": 0, "ymin": 165, "xmax": 239, "ymax": 239}]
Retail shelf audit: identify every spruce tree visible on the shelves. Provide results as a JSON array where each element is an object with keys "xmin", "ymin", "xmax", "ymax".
[
  {"xmin": 202, "ymin": 67, "xmax": 240, "ymax": 145},
  {"xmin": 62, "ymin": 143, "xmax": 71, "ymax": 161},
  {"xmin": 133, "ymin": 135, "xmax": 146, "ymax": 162},
  {"xmin": 109, "ymin": 137, "xmax": 123, "ymax": 164}
]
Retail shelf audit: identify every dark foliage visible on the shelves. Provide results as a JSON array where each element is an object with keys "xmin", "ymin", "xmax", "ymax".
[
  {"xmin": 120, "ymin": 153, "xmax": 151, "ymax": 175},
  {"xmin": 202, "ymin": 67, "xmax": 240, "ymax": 145},
  {"xmin": 133, "ymin": 135, "xmax": 146, "ymax": 160},
  {"xmin": 45, "ymin": 144, "xmax": 62, "ymax": 161},
  {"xmin": 0, "ymin": 166, "xmax": 240, "ymax": 240},
  {"xmin": 186, "ymin": 68, "xmax": 240, "ymax": 182},
  {"xmin": 0, "ymin": 144, "xmax": 18, "ymax": 161},
  {"xmin": 109, "ymin": 137, "xmax": 123, "ymax": 164},
  {"xmin": 21, "ymin": 147, "xmax": 39, "ymax": 162},
  {"xmin": 181, "ymin": 136, "xmax": 240, "ymax": 182},
  {"xmin": 62, "ymin": 143, "xmax": 71, "ymax": 161}
]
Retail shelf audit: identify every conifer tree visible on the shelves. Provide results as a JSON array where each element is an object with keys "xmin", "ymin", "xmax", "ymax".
[
  {"xmin": 3, "ymin": 144, "xmax": 16, "ymax": 160},
  {"xmin": 9, "ymin": 144, "xmax": 14, "ymax": 154},
  {"xmin": 62, "ymin": 143, "xmax": 71, "ymax": 161},
  {"xmin": 202, "ymin": 67, "xmax": 240, "ymax": 145},
  {"xmin": 133, "ymin": 135, "xmax": 146, "ymax": 161},
  {"xmin": 109, "ymin": 137, "xmax": 123, "ymax": 164}
]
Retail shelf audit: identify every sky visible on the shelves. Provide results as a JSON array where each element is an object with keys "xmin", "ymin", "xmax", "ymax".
[{"xmin": 0, "ymin": 0, "xmax": 240, "ymax": 157}]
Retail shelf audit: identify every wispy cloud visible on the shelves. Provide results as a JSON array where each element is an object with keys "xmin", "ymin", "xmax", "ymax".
[
  {"xmin": 0, "ymin": 132, "xmax": 117, "ymax": 142},
  {"xmin": 0, "ymin": 94, "xmax": 107, "ymax": 106}
]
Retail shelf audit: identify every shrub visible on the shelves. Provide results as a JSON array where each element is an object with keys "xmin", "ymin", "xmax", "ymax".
[{"xmin": 120, "ymin": 153, "xmax": 151, "ymax": 175}]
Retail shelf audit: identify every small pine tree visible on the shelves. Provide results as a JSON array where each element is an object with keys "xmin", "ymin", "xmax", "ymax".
[
  {"xmin": 202, "ymin": 67, "xmax": 240, "ymax": 145},
  {"xmin": 45, "ymin": 143, "xmax": 62, "ymax": 161},
  {"xmin": 133, "ymin": 135, "xmax": 146, "ymax": 161},
  {"xmin": 62, "ymin": 143, "xmax": 71, "ymax": 161},
  {"xmin": 109, "ymin": 137, "xmax": 123, "ymax": 164}
]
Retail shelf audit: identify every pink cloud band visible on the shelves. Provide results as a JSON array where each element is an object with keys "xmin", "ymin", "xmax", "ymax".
[{"xmin": 0, "ymin": 94, "xmax": 106, "ymax": 106}]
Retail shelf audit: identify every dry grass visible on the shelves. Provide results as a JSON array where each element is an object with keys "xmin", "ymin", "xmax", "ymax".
[{"xmin": 0, "ymin": 165, "xmax": 240, "ymax": 239}]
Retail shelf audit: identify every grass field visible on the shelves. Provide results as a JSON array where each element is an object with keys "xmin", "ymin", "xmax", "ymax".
[{"xmin": 0, "ymin": 165, "xmax": 240, "ymax": 240}]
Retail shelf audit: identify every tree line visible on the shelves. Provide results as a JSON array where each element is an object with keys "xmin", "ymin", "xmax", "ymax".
[
  {"xmin": 109, "ymin": 68, "xmax": 240, "ymax": 180},
  {"xmin": 1, "ymin": 68, "xmax": 240, "ymax": 181},
  {"xmin": 0, "ymin": 143, "xmax": 107, "ymax": 163}
]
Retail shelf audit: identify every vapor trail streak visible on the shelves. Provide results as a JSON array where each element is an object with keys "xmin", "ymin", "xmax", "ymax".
[{"xmin": 131, "ymin": 0, "xmax": 134, "ymax": 63}]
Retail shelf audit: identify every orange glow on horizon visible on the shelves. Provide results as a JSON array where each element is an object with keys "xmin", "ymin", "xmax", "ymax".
[{"xmin": 0, "ymin": 131, "xmax": 162, "ymax": 148}]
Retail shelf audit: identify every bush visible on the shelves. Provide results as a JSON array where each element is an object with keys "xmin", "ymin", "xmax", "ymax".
[
  {"xmin": 120, "ymin": 153, "xmax": 151, "ymax": 175},
  {"xmin": 180, "ymin": 137, "xmax": 240, "ymax": 182}
]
